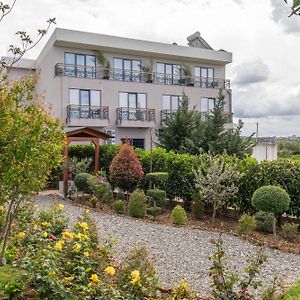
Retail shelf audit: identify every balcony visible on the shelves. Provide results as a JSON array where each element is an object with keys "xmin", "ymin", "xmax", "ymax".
[
  {"xmin": 55, "ymin": 63, "xmax": 230, "ymax": 89},
  {"xmin": 116, "ymin": 107, "xmax": 155, "ymax": 127},
  {"xmin": 66, "ymin": 105, "xmax": 109, "ymax": 127}
]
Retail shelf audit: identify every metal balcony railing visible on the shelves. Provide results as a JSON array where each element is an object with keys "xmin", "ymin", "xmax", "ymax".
[
  {"xmin": 55, "ymin": 63, "xmax": 231, "ymax": 89},
  {"xmin": 67, "ymin": 105, "xmax": 109, "ymax": 122},
  {"xmin": 116, "ymin": 107, "xmax": 155, "ymax": 123}
]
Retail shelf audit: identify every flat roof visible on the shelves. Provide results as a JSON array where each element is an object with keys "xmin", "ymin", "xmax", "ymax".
[{"xmin": 43, "ymin": 28, "xmax": 232, "ymax": 65}]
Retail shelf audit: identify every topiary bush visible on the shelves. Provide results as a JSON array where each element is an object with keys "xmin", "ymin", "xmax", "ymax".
[
  {"xmin": 128, "ymin": 189, "xmax": 147, "ymax": 218},
  {"xmin": 114, "ymin": 200, "xmax": 125, "ymax": 214},
  {"xmin": 172, "ymin": 205, "xmax": 187, "ymax": 225},
  {"xmin": 144, "ymin": 172, "xmax": 169, "ymax": 187},
  {"xmin": 109, "ymin": 144, "xmax": 144, "ymax": 193},
  {"xmin": 74, "ymin": 173, "xmax": 92, "ymax": 193},
  {"xmin": 255, "ymin": 211, "xmax": 274, "ymax": 233},
  {"xmin": 282, "ymin": 222, "xmax": 299, "ymax": 241},
  {"xmin": 147, "ymin": 189, "xmax": 166, "ymax": 207},
  {"xmin": 252, "ymin": 185, "xmax": 291, "ymax": 241},
  {"xmin": 236, "ymin": 214, "xmax": 256, "ymax": 235},
  {"xmin": 146, "ymin": 206, "xmax": 162, "ymax": 217},
  {"xmin": 87, "ymin": 175, "xmax": 113, "ymax": 205}
]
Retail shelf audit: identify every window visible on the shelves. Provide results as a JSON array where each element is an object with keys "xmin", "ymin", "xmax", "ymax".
[
  {"xmin": 118, "ymin": 92, "xmax": 147, "ymax": 108},
  {"xmin": 114, "ymin": 58, "xmax": 141, "ymax": 82},
  {"xmin": 69, "ymin": 89, "xmax": 101, "ymax": 106},
  {"xmin": 156, "ymin": 63, "xmax": 181, "ymax": 85},
  {"xmin": 200, "ymin": 97, "xmax": 215, "ymax": 112},
  {"xmin": 121, "ymin": 138, "xmax": 145, "ymax": 149},
  {"xmin": 195, "ymin": 67, "xmax": 214, "ymax": 87},
  {"xmin": 162, "ymin": 95, "xmax": 182, "ymax": 110},
  {"xmin": 64, "ymin": 53, "xmax": 96, "ymax": 78}
]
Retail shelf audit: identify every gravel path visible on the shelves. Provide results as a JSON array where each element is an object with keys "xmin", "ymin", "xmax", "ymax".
[{"xmin": 36, "ymin": 195, "xmax": 300, "ymax": 295}]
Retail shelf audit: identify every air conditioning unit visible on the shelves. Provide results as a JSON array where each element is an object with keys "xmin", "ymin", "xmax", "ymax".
[{"xmin": 105, "ymin": 130, "xmax": 116, "ymax": 144}]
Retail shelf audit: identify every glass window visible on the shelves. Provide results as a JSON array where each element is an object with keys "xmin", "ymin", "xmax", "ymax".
[
  {"xmin": 162, "ymin": 95, "xmax": 181, "ymax": 110},
  {"xmin": 90, "ymin": 90, "xmax": 101, "ymax": 106},
  {"xmin": 162, "ymin": 95, "xmax": 170, "ymax": 110},
  {"xmin": 69, "ymin": 89, "xmax": 79, "ymax": 105},
  {"xmin": 156, "ymin": 63, "xmax": 181, "ymax": 84},
  {"xmin": 201, "ymin": 97, "xmax": 215, "ymax": 112},
  {"xmin": 76, "ymin": 55, "xmax": 85, "ymax": 66},
  {"xmin": 114, "ymin": 58, "xmax": 141, "ymax": 82},
  {"xmin": 114, "ymin": 58, "xmax": 123, "ymax": 70},
  {"xmin": 65, "ymin": 53, "xmax": 75, "ymax": 65},
  {"xmin": 119, "ymin": 92, "xmax": 128, "ymax": 107},
  {"xmin": 137, "ymin": 94, "xmax": 146, "ymax": 108},
  {"xmin": 171, "ymin": 96, "xmax": 179, "ymax": 110},
  {"xmin": 86, "ymin": 55, "xmax": 96, "ymax": 67},
  {"xmin": 128, "ymin": 93, "xmax": 137, "ymax": 108},
  {"xmin": 132, "ymin": 139, "xmax": 145, "ymax": 149},
  {"xmin": 80, "ymin": 90, "xmax": 90, "ymax": 106},
  {"xmin": 195, "ymin": 67, "xmax": 214, "ymax": 87}
]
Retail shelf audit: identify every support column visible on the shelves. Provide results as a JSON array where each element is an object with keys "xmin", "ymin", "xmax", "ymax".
[
  {"xmin": 63, "ymin": 140, "xmax": 69, "ymax": 197},
  {"xmin": 93, "ymin": 139, "xmax": 100, "ymax": 174}
]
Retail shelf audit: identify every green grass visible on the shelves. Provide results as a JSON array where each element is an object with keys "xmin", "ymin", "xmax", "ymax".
[
  {"xmin": 284, "ymin": 280, "xmax": 300, "ymax": 300},
  {"xmin": 0, "ymin": 265, "xmax": 19, "ymax": 284}
]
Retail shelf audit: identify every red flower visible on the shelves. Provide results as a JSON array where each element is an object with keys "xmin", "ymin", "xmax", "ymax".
[{"xmin": 35, "ymin": 191, "xmax": 39, "ymax": 196}]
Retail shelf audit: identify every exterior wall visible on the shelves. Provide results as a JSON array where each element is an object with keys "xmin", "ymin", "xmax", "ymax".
[
  {"xmin": 252, "ymin": 143, "xmax": 278, "ymax": 162},
  {"xmin": 4, "ymin": 29, "xmax": 232, "ymax": 149}
]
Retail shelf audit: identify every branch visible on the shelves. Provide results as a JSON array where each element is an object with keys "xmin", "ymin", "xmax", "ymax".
[{"xmin": 0, "ymin": 0, "xmax": 17, "ymax": 23}]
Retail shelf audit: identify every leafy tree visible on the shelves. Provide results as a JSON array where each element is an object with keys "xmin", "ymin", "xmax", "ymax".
[
  {"xmin": 205, "ymin": 89, "xmax": 254, "ymax": 158},
  {"xmin": 109, "ymin": 143, "xmax": 144, "ymax": 193},
  {"xmin": 157, "ymin": 93, "xmax": 204, "ymax": 154},
  {"xmin": 0, "ymin": 75, "xmax": 65, "ymax": 265},
  {"xmin": 284, "ymin": 0, "xmax": 300, "ymax": 16},
  {"xmin": 194, "ymin": 155, "xmax": 243, "ymax": 222}
]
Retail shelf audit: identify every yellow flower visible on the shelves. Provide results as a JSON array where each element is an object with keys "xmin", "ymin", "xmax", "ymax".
[
  {"xmin": 54, "ymin": 241, "xmax": 63, "ymax": 251},
  {"xmin": 104, "ymin": 266, "xmax": 116, "ymax": 276},
  {"xmin": 41, "ymin": 221, "xmax": 51, "ymax": 227},
  {"xmin": 130, "ymin": 270, "xmax": 141, "ymax": 286},
  {"xmin": 90, "ymin": 274, "xmax": 100, "ymax": 283},
  {"xmin": 75, "ymin": 233, "xmax": 83, "ymax": 240},
  {"xmin": 58, "ymin": 204, "xmax": 64, "ymax": 210},
  {"xmin": 84, "ymin": 251, "xmax": 89, "ymax": 257},
  {"xmin": 62, "ymin": 231, "xmax": 73, "ymax": 240},
  {"xmin": 74, "ymin": 243, "xmax": 82, "ymax": 253},
  {"xmin": 17, "ymin": 232, "xmax": 25, "ymax": 239},
  {"xmin": 42, "ymin": 232, "xmax": 48, "ymax": 238},
  {"xmin": 80, "ymin": 222, "xmax": 88, "ymax": 231},
  {"xmin": 85, "ymin": 209, "xmax": 90, "ymax": 214},
  {"xmin": 87, "ymin": 282, "xmax": 93, "ymax": 288}
]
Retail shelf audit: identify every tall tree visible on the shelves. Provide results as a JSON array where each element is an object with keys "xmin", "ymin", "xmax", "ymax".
[{"xmin": 157, "ymin": 93, "xmax": 204, "ymax": 154}]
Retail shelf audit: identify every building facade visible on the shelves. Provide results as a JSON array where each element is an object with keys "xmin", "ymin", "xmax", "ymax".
[{"xmin": 5, "ymin": 28, "xmax": 232, "ymax": 149}]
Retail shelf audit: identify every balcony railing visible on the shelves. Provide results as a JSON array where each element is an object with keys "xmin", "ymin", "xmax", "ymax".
[
  {"xmin": 67, "ymin": 105, "xmax": 109, "ymax": 121},
  {"xmin": 55, "ymin": 63, "xmax": 230, "ymax": 89},
  {"xmin": 161, "ymin": 110, "xmax": 233, "ymax": 123},
  {"xmin": 116, "ymin": 107, "xmax": 155, "ymax": 123}
]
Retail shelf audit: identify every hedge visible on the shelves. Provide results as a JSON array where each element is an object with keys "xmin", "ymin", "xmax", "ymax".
[{"xmin": 64, "ymin": 144, "xmax": 300, "ymax": 217}]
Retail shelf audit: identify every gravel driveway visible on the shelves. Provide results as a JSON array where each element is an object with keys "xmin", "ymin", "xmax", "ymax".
[{"xmin": 35, "ymin": 195, "xmax": 300, "ymax": 296}]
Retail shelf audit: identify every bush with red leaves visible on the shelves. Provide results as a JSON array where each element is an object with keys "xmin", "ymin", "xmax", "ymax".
[{"xmin": 109, "ymin": 143, "xmax": 144, "ymax": 192}]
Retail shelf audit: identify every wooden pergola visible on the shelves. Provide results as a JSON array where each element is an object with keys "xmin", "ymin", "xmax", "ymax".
[{"xmin": 63, "ymin": 127, "xmax": 111, "ymax": 196}]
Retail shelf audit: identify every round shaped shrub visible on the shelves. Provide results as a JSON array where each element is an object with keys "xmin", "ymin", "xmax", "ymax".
[
  {"xmin": 146, "ymin": 206, "xmax": 162, "ymax": 217},
  {"xmin": 128, "ymin": 189, "xmax": 147, "ymax": 218},
  {"xmin": 252, "ymin": 185, "xmax": 290, "ymax": 215},
  {"xmin": 172, "ymin": 205, "xmax": 187, "ymax": 225},
  {"xmin": 255, "ymin": 211, "xmax": 274, "ymax": 233},
  {"xmin": 282, "ymin": 222, "xmax": 299, "ymax": 241},
  {"xmin": 114, "ymin": 200, "xmax": 125, "ymax": 214},
  {"xmin": 74, "ymin": 173, "xmax": 92, "ymax": 193},
  {"xmin": 236, "ymin": 214, "xmax": 256, "ymax": 235},
  {"xmin": 145, "ymin": 172, "xmax": 169, "ymax": 185},
  {"xmin": 147, "ymin": 189, "xmax": 166, "ymax": 207}
]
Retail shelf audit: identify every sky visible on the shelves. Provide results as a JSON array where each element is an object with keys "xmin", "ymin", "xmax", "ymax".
[{"xmin": 0, "ymin": 0, "xmax": 300, "ymax": 137}]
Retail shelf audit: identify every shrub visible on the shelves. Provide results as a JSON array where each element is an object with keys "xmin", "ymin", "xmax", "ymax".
[
  {"xmin": 114, "ymin": 200, "xmax": 125, "ymax": 214},
  {"xmin": 236, "ymin": 214, "xmax": 256, "ymax": 235},
  {"xmin": 128, "ymin": 189, "xmax": 147, "ymax": 218},
  {"xmin": 144, "ymin": 172, "xmax": 169, "ymax": 187},
  {"xmin": 172, "ymin": 205, "xmax": 187, "ymax": 225},
  {"xmin": 87, "ymin": 175, "xmax": 113, "ymax": 205},
  {"xmin": 0, "ymin": 205, "xmax": 6, "ymax": 231},
  {"xmin": 146, "ymin": 206, "xmax": 162, "ymax": 217},
  {"xmin": 147, "ymin": 189, "xmax": 166, "ymax": 207},
  {"xmin": 255, "ymin": 211, "xmax": 274, "ymax": 233},
  {"xmin": 109, "ymin": 144, "xmax": 144, "ymax": 192},
  {"xmin": 69, "ymin": 157, "xmax": 93, "ymax": 176},
  {"xmin": 74, "ymin": 173, "xmax": 92, "ymax": 193},
  {"xmin": 282, "ymin": 222, "xmax": 299, "ymax": 241},
  {"xmin": 252, "ymin": 185, "xmax": 291, "ymax": 241},
  {"xmin": 191, "ymin": 192, "xmax": 205, "ymax": 219}
]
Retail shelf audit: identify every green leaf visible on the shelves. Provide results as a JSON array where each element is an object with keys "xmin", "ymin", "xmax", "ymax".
[{"xmin": 293, "ymin": 0, "xmax": 300, "ymax": 8}]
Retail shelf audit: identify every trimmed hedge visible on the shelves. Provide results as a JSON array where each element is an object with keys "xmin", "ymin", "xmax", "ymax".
[{"xmin": 65, "ymin": 145, "xmax": 300, "ymax": 217}]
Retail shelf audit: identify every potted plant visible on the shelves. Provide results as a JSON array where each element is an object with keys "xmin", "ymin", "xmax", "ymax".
[
  {"xmin": 182, "ymin": 64, "xmax": 194, "ymax": 86},
  {"xmin": 140, "ymin": 59, "xmax": 153, "ymax": 83},
  {"xmin": 95, "ymin": 50, "xmax": 111, "ymax": 79}
]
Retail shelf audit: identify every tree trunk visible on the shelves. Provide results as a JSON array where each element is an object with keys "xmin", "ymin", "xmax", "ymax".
[
  {"xmin": 0, "ymin": 210, "xmax": 13, "ymax": 266},
  {"xmin": 212, "ymin": 207, "xmax": 217, "ymax": 223},
  {"xmin": 272, "ymin": 214, "xmax": 277, "ymax": 244}
]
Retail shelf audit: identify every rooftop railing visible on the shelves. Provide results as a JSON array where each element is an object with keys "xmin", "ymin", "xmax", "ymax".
[{"xmin": 55, "ymin": 63, "xmax": 230, "ymax": 89}]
